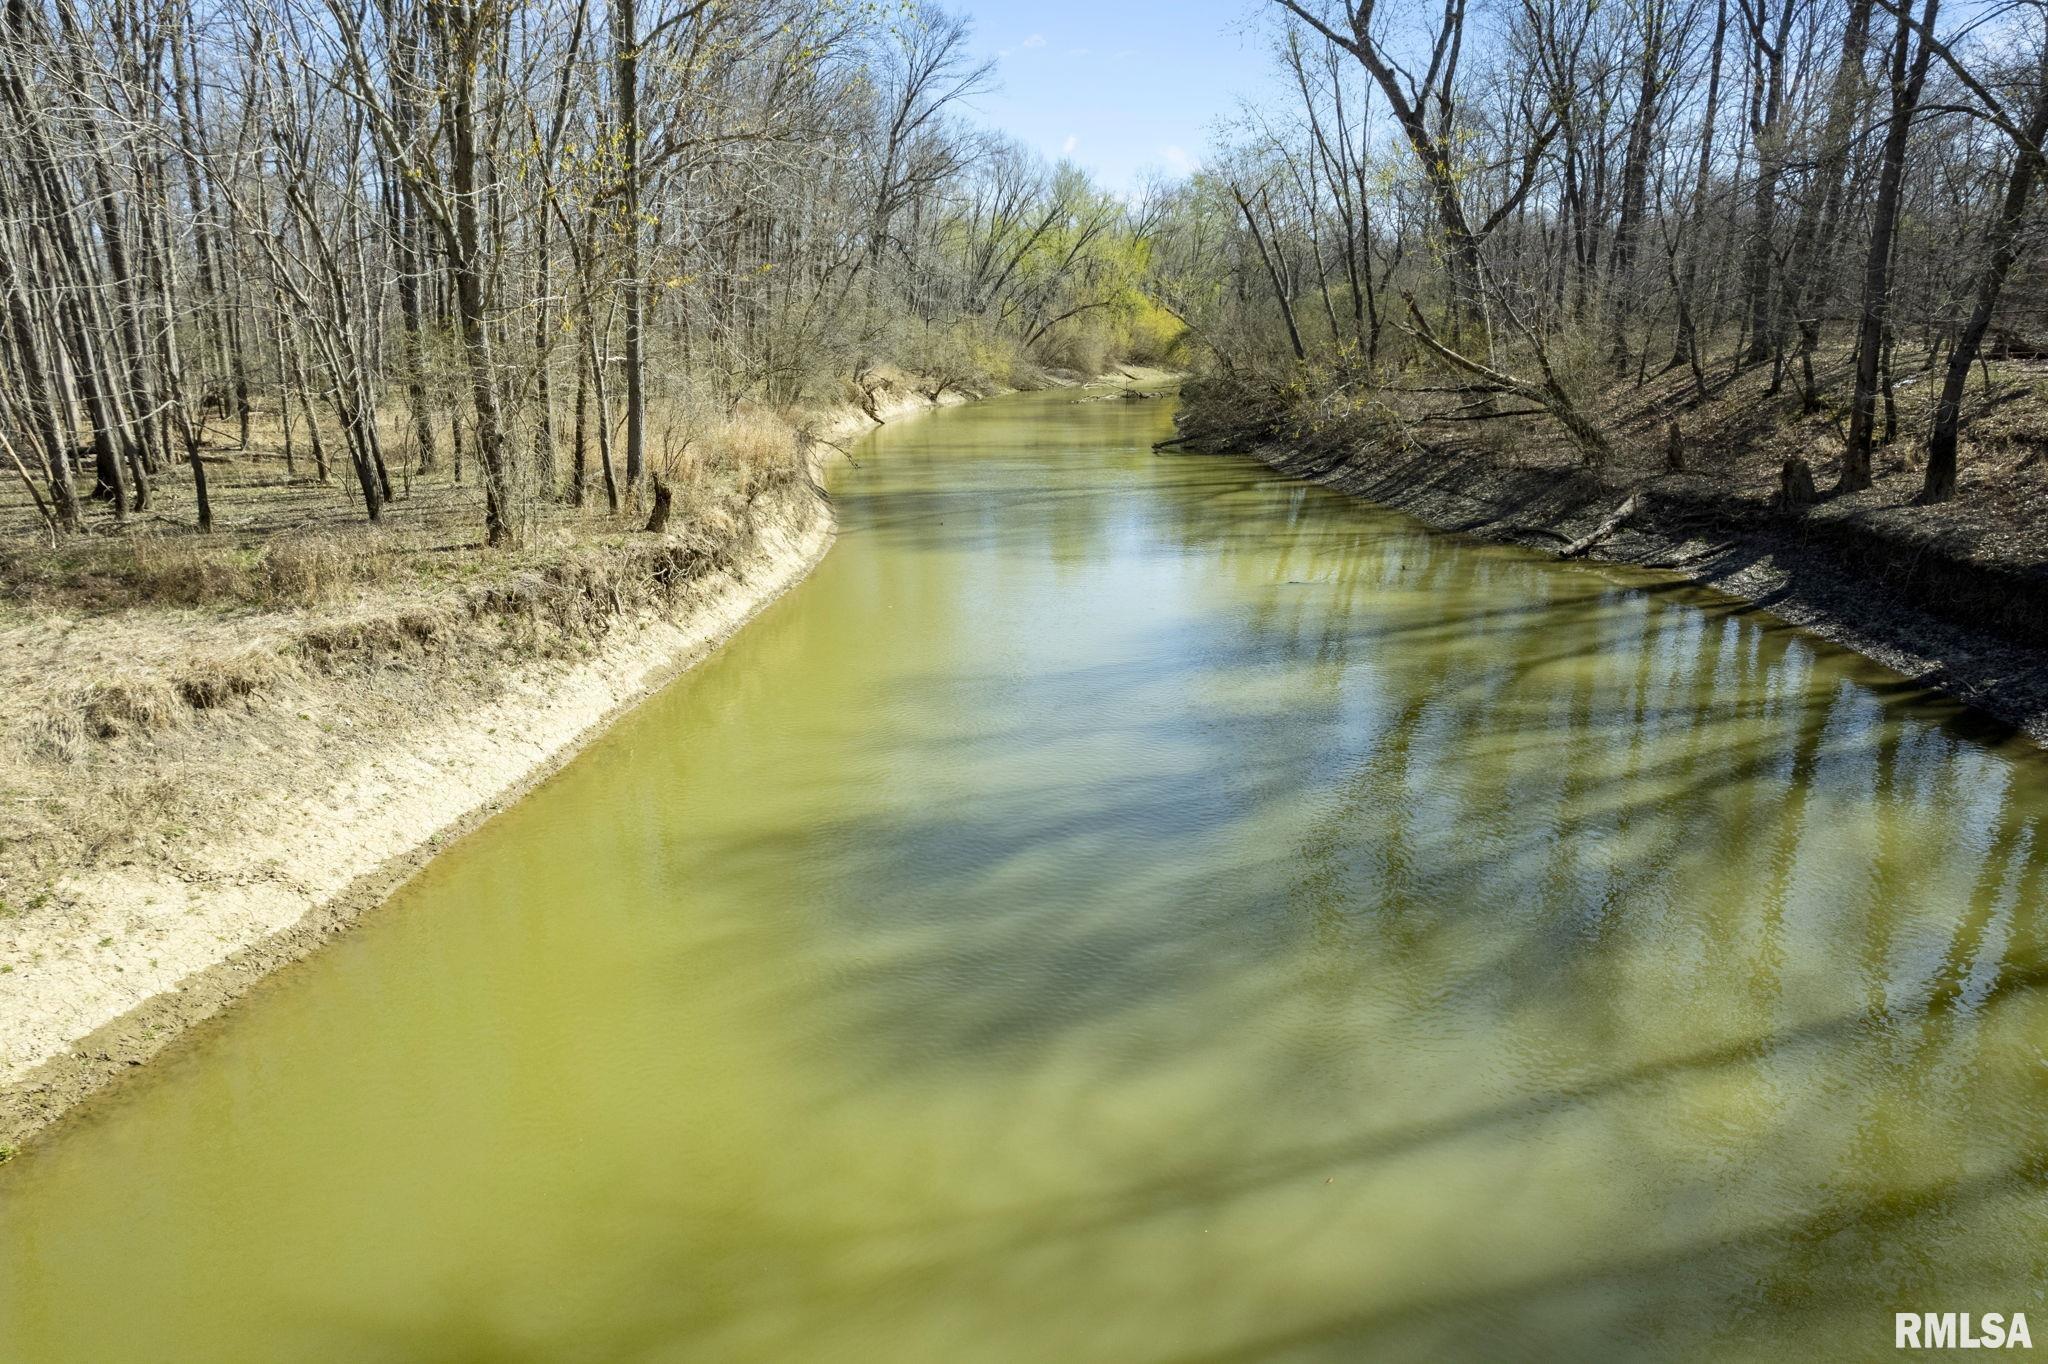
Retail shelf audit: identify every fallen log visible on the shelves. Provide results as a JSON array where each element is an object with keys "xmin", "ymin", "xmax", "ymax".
[{"xmin": 1562, "ymin": 491, "xmax": 1642, "ymax": 558}]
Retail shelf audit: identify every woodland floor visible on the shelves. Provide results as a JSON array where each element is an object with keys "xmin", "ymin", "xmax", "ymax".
[
  {"xmin": 1580, "ymin": 343, "xmax": 2048, "ymax": 568},
  {"xmin": 0, "ymin": 409, "xmax": 756, "ymax": 899}
]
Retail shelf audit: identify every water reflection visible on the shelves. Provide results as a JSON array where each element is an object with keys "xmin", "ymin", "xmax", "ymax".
[{"xmin": 3, "ymin": 388, "xmax": 2046, "ymax": 1363}]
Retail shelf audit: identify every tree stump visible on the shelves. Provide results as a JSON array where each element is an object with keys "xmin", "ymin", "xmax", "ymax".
[
  {"xmin": 642, "ymin": 473, "xmax": 673, "ymax": 533},
  {"xmin": 1778, "ymin": 456, "xmax": 1818, "ymax": 511},
  {"xmin": 1665, "ymin": 420, "xmax": 1686, "ymax": 473}
]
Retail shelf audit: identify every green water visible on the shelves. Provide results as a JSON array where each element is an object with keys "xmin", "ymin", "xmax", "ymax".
[{"xmin": 5, "ymin": 388, "xmax": 2048, "ymax": 1362}]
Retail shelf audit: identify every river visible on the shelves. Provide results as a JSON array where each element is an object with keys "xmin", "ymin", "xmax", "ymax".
[{"xmin": 4, "ymin": 387, "xmax": 2047, "ymax": 1361}]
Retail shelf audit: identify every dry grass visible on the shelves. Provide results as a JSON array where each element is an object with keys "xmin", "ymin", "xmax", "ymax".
[
  {"xmin": 7, "ymin": 529, "xmax": 417, "ymax": 613},
  {"xmin": 711, "ymin": 409, "xmax": 804, "ymax": 497},
  {"xmin": 648, "ymin": 405, "xmax": 805, "ymax": 517},
  {"xmin": 0, "ymin": 393, "xmax": 833, "ymax": 910}
]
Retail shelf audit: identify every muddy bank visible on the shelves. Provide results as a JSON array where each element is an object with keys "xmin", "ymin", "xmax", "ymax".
[
  {"xmin": 1236, "ymin": 438, "xmax": 2048, "ymax": 747},
  {"xmin": 0, "ymin": 389, "xmax": 973, "ymax": 1152}
]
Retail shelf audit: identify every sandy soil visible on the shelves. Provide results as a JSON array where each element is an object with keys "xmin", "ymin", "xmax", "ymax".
[{"xmin": 0, "ymin": 389, "xmax": 962, "ymax": 1151}]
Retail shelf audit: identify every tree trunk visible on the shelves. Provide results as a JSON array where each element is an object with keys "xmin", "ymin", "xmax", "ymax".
[
  {"xmin": 1740, "ymin": 0, "xmax": 1794, "ymax": 365},
  {"xmin": 1842, "ymin": 0, "xmax": 1940, "ymax": 492},
  {"xmin": 1782, "ymin": 0, "xmax": 1875, "ymax": 410},
  {"xmin": 642, "ymin": 472, "xmax": 671, "ymax": 532},
  {"xmin": 571, "ymin": 338, "xmax": 590, "ymax": 507},
  {"xmin": 443, "ymin": 11, "xmax": 517, "ymax": 545},
  {"xmin": 0, "ymin": 226, "xmax": 79, "ymax": 526},
  {"xmin": 1671, "ymin": 0, "xmax": 1727, "ymax": 371},
  {"xmin": 588, "ymin": 323, "xmax": 620, "ymax": 514},
  {"xmin": 1920, "ymin": 56, "xmax": 2048, "ymax": 503},
  {"xmin": 1607, "ymin": 2, "xmax": 1667, "ymax": 368},
  {"xmin": 615, "ymin": 0, "xmax": 646, "ymax": 491},
  {"xmin": 1232, "ymin": 184, "xmax": 1306, "ymax": 363}
]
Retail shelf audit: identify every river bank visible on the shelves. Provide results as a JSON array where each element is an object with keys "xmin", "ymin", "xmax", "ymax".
[
  {"xmin": 0, "ymin": 367, "xmax": 1176, "ymax": 1151},
  {"xmin": 1174, "ymin": 363, "xmax": 2048, "ymax": 750},
  {"xmin": 10, "ymin": 381, "xmax": 2046, "ymax": 1363},
  {"xmin": 0, "ymin": 382, "xmax": 992, "ymax": 1152},
  {"xmin": 1252, "ymin": 442, "xmax": 2048, "ymax": 748}
]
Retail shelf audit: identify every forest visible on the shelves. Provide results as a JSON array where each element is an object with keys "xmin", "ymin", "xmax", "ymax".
[
  {"xmin": 1156, "ymin": 0, "xmax": 2048, "ymax": 519},
  {"xmin": 0, "ymin": 0, "xmax": 1169, "ymax": 549},
  {"xmin": 6, "ymin": 0, "xmax": 2047, "ymax": 555}
]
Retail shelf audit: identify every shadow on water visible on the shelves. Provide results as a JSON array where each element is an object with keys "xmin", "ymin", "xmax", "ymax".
[
  {"xmin": 633, "ymin": 402, "xmax": 2048, "ymax": 1352},
  {"xmin": 9, "ymin": 387, "xmax": 2048, "ymax": 1364}
]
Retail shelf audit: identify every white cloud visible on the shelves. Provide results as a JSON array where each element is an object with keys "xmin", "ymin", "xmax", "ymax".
[
  {"xmin": 1067, "ymin": 47, "xmax": 1090, "ymax": 56},
  {"xmin": 1021, "ymin": 32, "xmax": 1045, "ymax": 48},
  {"xmin": 1062, "ymin": 135, "xmax": 1078, "ymax": 154},
  {"xmin": 1162, "ymin": 145, "xmax": 1195, "ymax": 174}
]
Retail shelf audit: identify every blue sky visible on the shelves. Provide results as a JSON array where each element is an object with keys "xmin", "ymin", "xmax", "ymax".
[{"xmin": 945, "ymin": 0, "xmax": 1276, "ymax": 190}]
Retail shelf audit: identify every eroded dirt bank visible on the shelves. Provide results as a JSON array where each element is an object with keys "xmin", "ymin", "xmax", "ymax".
[
  {"xmin": 1235, "ymin": 438, "xmax": 2048, "ymax": 748},
  {"xmin": 0, "ymin": 391, "xmax": 966, "ymax": 1152}
]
